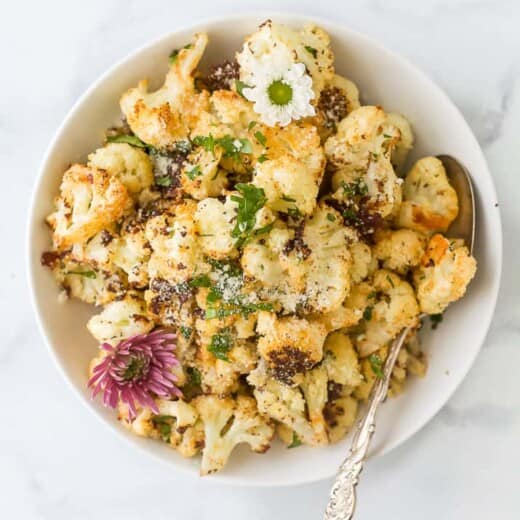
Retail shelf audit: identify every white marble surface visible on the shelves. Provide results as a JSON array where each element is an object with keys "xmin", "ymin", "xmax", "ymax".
[{"xmin": 1, "ymin": 0, "xmax": 519, "ymax": 518}]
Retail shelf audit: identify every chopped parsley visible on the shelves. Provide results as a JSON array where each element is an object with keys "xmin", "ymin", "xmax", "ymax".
[
  {"xmin": 287, "ymin": 206, "xmax": 303, "ymax": 219},
  {"xmin": 326, "ymin": 213, "xmax": 336, "ymax": 222},
  {"xmin": 258, "ymin": 154, "xmax": 269, "ymax": 163},
  {"xmin": 188, "ymin": 274, "xmax": 211, "ymax": 288},
  {"xmin": 386, "ymin": 275, "xmax": 395, "ymax": 288},
  {"xmin": 430, "ymin": 313, "xmax": 443, "ymax": 330},
  {"xmin": 363, "ymin": 306, "xmax": 373, "ymax": 321},
  {"xmin": 208, "ymin": 331, "xmax": 232, "ymax": 361},
  {"xmin": 304, "ymin": 45, "xmax": 318, "ymax": 58},
  {"xmin": 155, "ymin": 176, "xmax": 173, "ymax": 187},
  {"xmin": 179, "ymin": 326, "xmax": 192, "ymax": 340},
  {"xmin": 67, "ymin": 270, "xmax": 96, "ymax": 279},
  {"xmin": 185, "ymin": 164, "xmax": 202, "ymax": 180},
  {"xmin": 231, "ymin": 183, "xmax": 267, "ymax": 247},
  {"xmin": 106, "ymin": 134, "xmax": 148, "ymax": 149},
  {"xmin": 288, "ymin": 432, "xmax": 302, "ymax": 448},
  {"xmin": 205, "ymin": 301, "xmax": 273, "ymax": 320},
  {"xmin": 281, "ymin": 194, "xmax": 296, "ymax": 202},
  {"xmin": 253, "ymin": 222, "xmax": 274, "ymax": 237},
  {"xmin": 151, "ymin": 415, "xmax": 173, "ymax": 442},
  {"xmin": 168, "ymin": 43, "xmax": 193, "ymax": 64},
  {"xmin": 193, "ymin": 134, "xmax": 252, "ymax": 162},
  {"xmin": 368, "ymin": 353, "xmax": 384, "ymax": 379},
  {"xmin": 254, "ymin": 130, "xmax": 267, "ymax": 147},
  {"xmin": 248, "ymin": 121, "xmax": 257, "ymax": 130},
  {"xmin": 182, "ymin": 366, "xmax": 202, "ymax": 400},
  {"xmin": 235, "ymin": 79, "xmax": 251, "ymax": 98},
  {"xmin": 193, "ymin": 134, "xmax": 216, "ymax": 155},
  {"xmin": 342, "ymin": 178, "xmax": 368, "ymax": 197}
]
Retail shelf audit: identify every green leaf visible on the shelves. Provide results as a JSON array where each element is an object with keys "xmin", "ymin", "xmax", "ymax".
[
  {"xmin": 363, "ymin": 306, "xmax": 373, "ymax": 321},
  {"xmin": 193, "ymin": 134, "xmax": 216, "ymax": 156},
  {"xmin": 248, "ymin": 121, "xmax": 257, "ymax": 130},
  {"xmin": 186, "ymin": 164, "xmax": 202, "ymax": 180},
  {"xmin": 253, "ymin": 222, "xmax": 274, "ymax": 237},
  {"xmin": 231, "ymin": 183, "xmax": 267, "ymax": 246},
  {"xmin": 235, "ymin": 79, "xmax": 251, "ymax": 98},
  {"xmin": 326, "ymin": 213, "xmax": 336, "ymax": 222},
  {"xmin": 208, "ymin": 332, "xmax": 232, "ymax": 361},
  {"xmin": 288, "ymin": 432, "xmax": 302, "ymax": 448},
  {"xmin": 67, "ymin": 270, "xmax": 96, "ymax": 279},
  {"xmin": 155, "ymin": 176, "xmax": 172, "ymax": 187},
  {"xmin": 151, "ymin": 415, "xmax": 173, "ymax": 442},
  {"xmin": 179, "ymin": 326, "xmax": 192, "ymax": 340},
  {"xmin": 254, "ymin": 131, "xmax": 267, "ymax": 147},
  {"xmin": 430, "ymin": 313, "xmax": 443, "ymax": 330},
  {"xmin": 281, "ymin": 194, "xmax": 296, "ymax": 202},
  {"xmin": 304, "ymin": 45, "xmax": 318, "ymax": 58},
  {"xmin": 106, "ymin": 134, "xmax": 147, "ymax": 149},
  {"xmin": 206, "ymin": 286, "xmax": 223, "ymax": 305},
  {"xmin": 257, "ymin": 154, "xmax": 268, "ymax": 163},
  {"xmin": 189, "ymin": 274, "xmax": 211, "ymax": 288},
  {"xmin": 368, "ymin": 353, "xmax": 384, "ymax": 379}
]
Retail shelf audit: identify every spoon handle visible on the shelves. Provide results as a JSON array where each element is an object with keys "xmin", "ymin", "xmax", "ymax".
[{"xmin": 324, "ymin": 327, "xmax": 409, "ymax": 520}]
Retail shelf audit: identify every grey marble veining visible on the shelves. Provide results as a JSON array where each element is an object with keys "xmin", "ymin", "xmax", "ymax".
[{"xmin": 1, "ymin": 0, "xmax": 519, "ymax": 518}]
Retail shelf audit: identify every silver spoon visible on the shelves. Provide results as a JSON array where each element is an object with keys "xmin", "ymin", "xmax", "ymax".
[{"xmin": 324, "ymin": 155, "xmax": 475, "ymax": 520}]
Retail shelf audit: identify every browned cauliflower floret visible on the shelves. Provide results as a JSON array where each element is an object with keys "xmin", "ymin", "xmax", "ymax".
[
  {"xmin": 87, "ymin": 292, "xmax": 154, "ymax": 345},
  {"xmin": 88, "ymin": 142, "xmax": 154, "ymax": 196},
  {"xmin": 145, "ymin": 199, "xmax": 204, "ymax": 283},
  {"xmin": 248, "ymin": 362, "xmax": 321, "ymax": 446},
  {"xmin": 256, "ymin": 311, "xmax": 327, "ymax": 385},
  {"xmin": 413, "ymin": 234, "xmax": 476, "ymax": 314},
  {"xmin": 356, "ymin": 270, "xmax": 420, "ymax": 357},
  {"xmin": 385, "ymin": 112, "xmax": 414, "ymax": 174},
  {"xmin": 398, "ymin": 156, "xmax": 459, "ymax": 233},
  {"xmin": 120, "ymin": 33, "xmax": 210, "ymax": 149},
  {"xmin": 193, "ymin": 395, "xmax": 274, "ymax": 475},
  {"xmin": 323, "ymin": 331, "xmax": 362, "ymax": 388},
  {"xmin": 252, "ymin": 123, "xmax": 325, "ymax": 216},
  {"xmin": 299, "ymin": 365, "xmax": 329, "ymax": 444},
  {"xmin": 47, "ymin": 164, "xmax": 133, "ymax": 250},
  {"xmin": 324, "ymin": 391, "xmax": 358, "ymax": 443},
  {"xmin": 373, "ymin": 229, "xmax": 426, "ymax": 274}
]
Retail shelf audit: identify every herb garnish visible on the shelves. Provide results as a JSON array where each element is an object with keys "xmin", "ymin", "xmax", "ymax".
[
  {"xmin": 288, "ymin": 432, "xmax": 302, "ymax": 448},
  {"xmin": 258, "ymin": 154, "xmax": 268, "ymax": 163},
  {"xmin": 304, "ymin": 45, "xmax": 318, "ymax": 58},
  {"xmin": 179, "ymin": 326, "xmax": 192, "ymax": 340},
  {"xmin": 208, "ymin": 331, "xmax": 232, "ymax": 361},
  {"xmin": 363, "ymin": 306, "xmax": 373, "ymax": 321},
  {"xmin": 151, "ymin": 415, "xmax": 173, "ymax": 442},
  {"xmin": 231, "ymin": 183, "xmax": 267, "ymax": 247},
  {"xmin": 67, "ymin": 270, "xmax": 97, "ymax": 279},
  {"xmin": 326, "ymin": 213, "xmax": 336, "ymax": 222},
  {"xmin": 368, "ymin": 353, "xmax": 384, "ymax": 378},
  {"xmin": 106, "ymin": 134, "xmax": 148, "ymax": 149},
  {"xmin": 155, "ymin": 176, "xmax": 173, "ymax": 187},
  {"xmin": 254, "ymin": 131, "xmax": 267, "ymax": 147},
  {"xmin": 281, "ymin": 194, "xmax": 296, "ymax": 203},
  {"xmin": 342, "ymin": 178, "xmax": 368, "ymax": 198},
  {"xmin": 186, "ymin": 165, "xmax": 202, "ymax": 180},
  {"xmin": 235, "ymin": 79, "xmax": 251, "ymax": 98},
  {"xmin": 430, "ymin": 313, "xmax": 443, "ymax": 329},
  {"xmin": 189, "ymin": 274, "xmax": 211, "ymax": 288},
  {"xmin": 193, "ymin": 134, "xmax": 252, "ymax": 162},
  {"xmin": 169, "ymin": 43, "xmax": 193, "ymax": 64}
]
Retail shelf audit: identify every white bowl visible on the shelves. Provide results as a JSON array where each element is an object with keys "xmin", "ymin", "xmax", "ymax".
[{"xmin": 27, "ymin": 13, "xmax": 502, "ymax": 486}]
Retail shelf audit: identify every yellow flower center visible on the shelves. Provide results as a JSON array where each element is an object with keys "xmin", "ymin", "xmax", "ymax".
[{"xmin": 267, "ymin": 80, "xmax": 293, "ymax": 106}]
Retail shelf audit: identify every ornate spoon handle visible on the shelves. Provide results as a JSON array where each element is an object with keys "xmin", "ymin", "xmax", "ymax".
[{"xmin": 324, "ymin": 327, "xmax": 410, "ymax": 520}]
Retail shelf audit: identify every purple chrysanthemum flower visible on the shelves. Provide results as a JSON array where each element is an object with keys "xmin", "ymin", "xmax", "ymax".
[{"xmin": 88, "ymin": 329, "xmax": 182, "ymax": 419}]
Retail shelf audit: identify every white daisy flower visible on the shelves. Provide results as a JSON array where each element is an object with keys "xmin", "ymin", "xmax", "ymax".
[{"xmin": 242, "ymin": 63, "xmax": 316, "ymax": 127}]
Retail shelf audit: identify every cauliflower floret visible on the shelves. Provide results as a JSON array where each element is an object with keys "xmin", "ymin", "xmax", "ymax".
[
  {"xmin": 155, "ymin": 399, "xmax": 204, "ymax": 457},
  {"xmin": 315, "ymin": 74, "xmax": 361, "ymax": 137},
  {"xmin": 356, "ymin": 270, "xmax": 420, "ymax": 357},
  {"xmin": 181, "ymin": 146, "xmax": 228, "ymax": 200},
  {"xmin": 302, "ymin": 203, "xmax": 352, "ymax": 312},
  {"xmin": 398, "ymin": 156, "xmax": 459, "ymax": 233},
  {"xmin": 325, "ymin": 106, "xmax": 401, "ymax": 173},
  {"xmin": 47, "ymin": 164, "xmax": 133, "ymax": 250},
  {"xmin": 248, "ymin": 362, "xmax": 319, "ymax": 446},
  {"xmin": 252, "ymin": 123, "xmax": 325, "ymax": 216},
  {"xmin": 210, "ymin": 89, "xmax": 257, "ymax": 134},
  {"xmin": 313, "ymin": 281, "xmax": 374, "ymax": 332},
  {"xmin": 88, "ymin": 143, "xmax": 154, "ymax": 196},
  {"xmin": 237, "ymin": 21, "xmax": 334, "ymax": 96},
  {"xmin": 349, "ymin": 241, "xmax": 376, "ymax": 283},
  {"xmin": 323, "ymin": 332, "xmax": 362, "ymax": 387},
  {"xmin": 300, "ymin": 365, "xmax": 329, "ymax": 444},
  {"xmin": 120, "ymin": 33, "xmax": 210, "ymax": 149},
  {"xmin": 145, "ymin": 200, "xmax": 204, "ymax": 283},
  {"xmin": 386, "ymin": 113, "xmax": 414, "ymax": 174},
  {"xmin": 111, "ymin": 224, "xmax": 151, "ymax": 288},
  {"xmin": 193, "ymin": 395, "xmax": 274, "ymax": 475},
  {"xmin": 324, "ymin": 394, "xmax": 358, "ymax": 443},
  {"xmin": 87, "ymin": 292, "xmax": 154, "ymax": 344},
  {"xmin": 194, "ymin": 196, "xmax": 238, "ymax": 259},
  {"xmin": 373, "ymin": 229, "xmax": 426, "ymax": 274},
  {"xmin": 256, "ymin": 311, "xmax": 327, "ymax": 384},
  {"xmin": 413, "ymin": 234, "xmax": 476, "ymax": 314}
]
